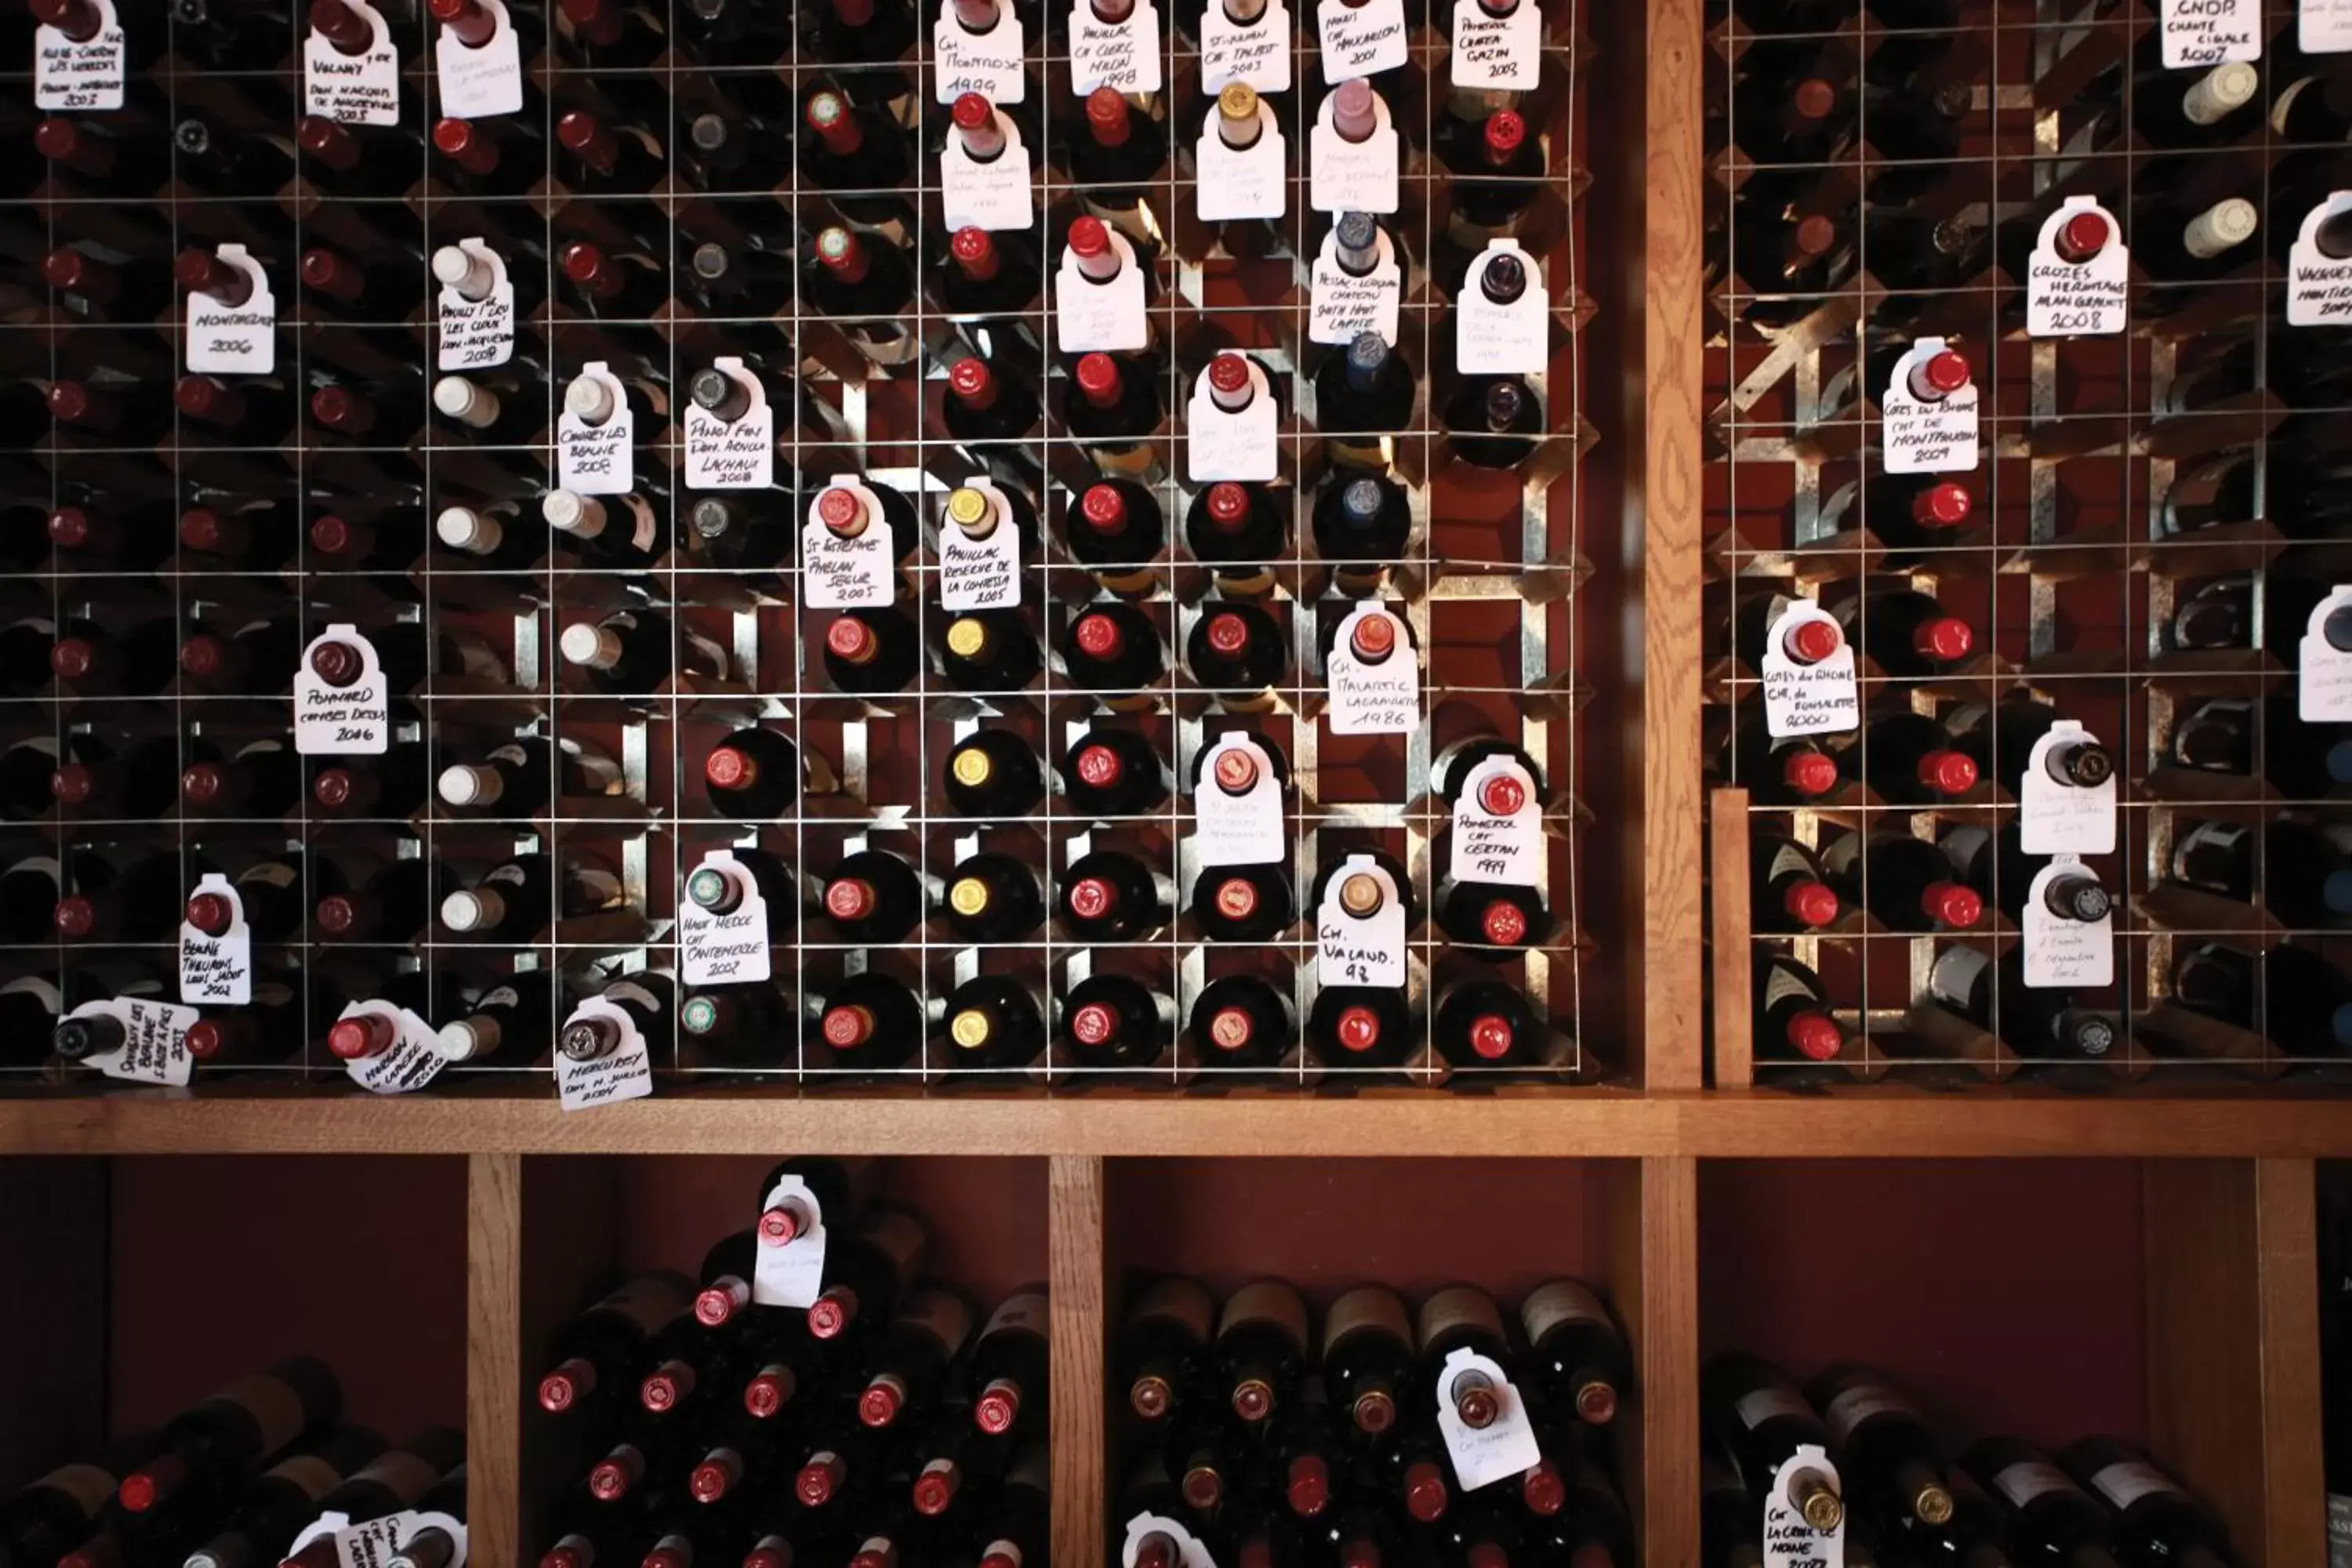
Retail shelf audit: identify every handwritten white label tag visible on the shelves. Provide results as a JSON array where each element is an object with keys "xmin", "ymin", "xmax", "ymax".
[
  {"xmin": 180, "ymin": 874, "xmax": 252, "ymax": 1006},
  {"xmin": 1763, "ymin": 1448, "xmax": 1845, "ymax": 1568},
  {"xmin": 2018, "ymin": 721, "xmax": 2117, "ymax": 855},
  {"xmin": 558, "ymin": 362, "xmax": 635, "ymax": 495},
  {"xmin": 2161, "ymin": 0, "xmax": 2259, "ymax": 67},
  {"xmin": 35, "ymin": 0, "xmax": 125, "ymax": 111},
  {"xmin": 939, "ymin": 482, "xmax": 1023, "ymax": 611},
  {"xmin": 1121, "ymin": 1515, "xmax": 1216, "ymax": 1568},
  {"xmin": 1319, "ymin": 0, "xmax": 1408, "ymax": 78},
  {"xmin": 1326, "ymin": 604, "xmax": 1417, "ymax": 733},
  {"xmin": 1759, "ymin": 604, "xmax": 1860, "ymax": 739},
  {"xmin": 1310, "ymin": 90, "xmax": 1399, "ymax": 214},
  {"xmin": 2302, "ymin": 586, "xmax": 2352, "ymax": 720},
  {"xmin": 436, "ymin": 0, "xmax": 524, "ymax": 117},
  {"xmin": 2021, "ymin": 858, "xmax": 2114, "ymax": 990},
  {"xmin": 330, "ymin": 1513, "xmax": 414, "ymax": 1568},
  {"xmin": 73, "ymin": 997, "xmax": 197, "ymax": 1087},
  {"xmin": 1310, "ymin": 228, "xmax": 1403, "ymax": 345},
  {"xmin": 1879, "ymin": 336, "xmax": 1980, "ymax": 475},
  {"xmin": 1433, "ymin": 1348, "xmax": 1543, "ymax": 1491},
  {"xmin": 294, "ymin": 625, "xmax": 391, "ymax": 755},
  {"xmin": 942, "ymin": 112, "xmax": 1037, "ymax": 233},
  {"xmin": 751, "ymin": 1177, "xmax": 830, "ymax": 1308},
  {"xmin": 935, "ymin": 2, "xmax": 1027, "ymax": 103},
  {"xmin": 339, "ymin": 1001, "xmax": 449, "ymax": 1096},
  {"xmin": 2288, "ymin": 194, "xmax": 2352, "ymax": 326},
  {"xmin": 684, "ymin": 357, "xmax": 776, "ymax": 490},
  {"xmin": 1316, "ymin": 853, "xmax": 1406, "ymax": 986},
  {"xmin": 802, "ymin": 476, "xmax": 895, "ymax": 608},
  {"xmin": 1451, "ymin": 755, "xmax": 1541, "ymax": 887},
  {"xmin": 2027, "ymin": 198, "xmax": 2128, "ymax": 338},
  {"xmin": 1070, "ymin": 0, "xmax": 1163, "ymax": 93},
  {"xmin": 186, "ymin": 245, "xmax": 277, "ymax": 375},
  {"xmin": 680, "ymin": 851, "xmax": 773, "ymax": 985},
  {"xmin": 1196, "ymin": 103, "xmax": 1287, "ymax": 223},
  {"xmin": 1456, "ymin": 239, "xmax": 1548, "ymax": 375},
  {"xmin": 1186, "ymin": 360, "xmax": 1280, "ymax": 481},
  {"xmin": 1201, "ymin": 0, "xmax": 1290, "ymax": 91},
  {"xmin": 2302, "ymin": 0, "xmax": 2352, "ymax": 51},
  {"xmin": 437, "ymin": 241, "xmax": 515, "ymax": 370},
  {"xmin": 1054, "ymin": 228, "xmax": 1151, "ymax": 352},
  {"xmin": 304, "ymin": 0, "xmax": 401, "ymax": 124},
  {"xmin": 1195, "ymin": 734, "xmax": 1286, "ymax": 866},
  {"xmin": 1450, "ymin": 0, "xmax": 1539, "ymax": 89},
  {"xmin": 556, "ymin": 995, "xmax": 655, "ymax": 1111},
  {"xmin": 390, "ymin": 1515, "xmax": 467, "ymax": 1568}
]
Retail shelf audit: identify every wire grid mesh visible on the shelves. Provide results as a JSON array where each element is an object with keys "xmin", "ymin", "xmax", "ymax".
[
  {"xmin": 1704, "ymin": 0, "xmax": 2352, "ymax": 1083},
  {"xmin": 7, "ymin": 0, "xmax": 1596, "ymax": 1094}
]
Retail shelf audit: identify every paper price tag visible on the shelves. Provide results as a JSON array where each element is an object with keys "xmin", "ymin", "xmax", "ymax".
[
  {"xmin": 2027, "ymin": 198, "xmax": 2128, "ymax": 339},
  {"xmin": 2303, "ymin": 0, "xmax": 2352, "ymax": 52},
  {"xmin": 802, "ymin": 476, "xmax": 895, "ymax": 608},
  {"xmin": 436, "ymin": 0, "xmax": 524, "ymax": 117},
  {"xmin": 294, "ymin": 625, "xmax": 391, "ymax": 755},
  {"xmin": 2303, "ymin": 586, "xmax": 2352, "ymax": 719},
  {"xmin": 2018, "ymin": 721, "xmax": 2118, "ymax": 855},
  {"xmin": 751, "ymin": 1177, "xmax": 829, "ymax": 1308},
  {"xmin": 1121, "ymin": 1515, "xmax": 1216, "ymax": 1568},
  {"xmin": 1879, "ymin": 336, "xmax": 1980, "ymax": 475},
  {"xmin": 1763, "ymin": 1447, "xmax": 1844, "ymax": 1568},
  {"xmin": 1451, "ymin": 755, "xmax": 1541, "ymax": 887},
  {"xmin": 340, "ymin": 1002, "xmax": 449, "ymax": 1096},
  {"xmin": 1054, "ymin": 229, "xmax": 1151, "ymax": 352},
  {"xmin": 2021, "ymin": 858, "xmax": 2114, "ymax": 991},
  {"xmin": 394, "ymin": 1515, "xmax": 467, "ymax": 1568},
  {"xmin": 684, "ymin": 358, "xmax": 776, "ymax": 490},
  {"xmin": 939, "ymin": 484, "xmax": 1023, "ymax": 611},
  {"xmin": 332, "ymin": 1511, "xmax": 418, "ymax": 1568},
  {"xmin": 2160, "ymin": 0, "xmax": 2259, "ymax": 67},
  {"xmin": 1310, "ymin": 91, "xmax": 1399, "ymax": 214},
  {"xmin": 1456, "ymin": 240, "xmax": 1548, "ymax": 375},
  {"xmin": 1310, "ymin": 230, "xmax": 1403, "ymax": 345},
  {"xmin": 1070, "ymin": 0, "xmax": 1163, "ymax": 93},
  {"xmin": 1196, "ymin": 103, "xmax": 1287, "ymax": 223},
  {"xmin": 1450, "ymin": 0, "xmax": 1539, "ymax": 90},
  {"xmin": 1759, "ymin": 604, "xmax": 1860, "ymax": 739},
  {"xmin": 186, "ymin": 244, "xmax": 276, "ymax": 376},
  {"xmin": 1202, "ymin": 0, "xmax": 1290, "ymax": 92},
  {"xmin": 2288, "ymin": 195, "xmax": 2352, "ymax": 326},
  {"xmin": 1195, "ymin": 734, "xmax": 1286, "ymax": 866},
  {"xmin": 73, "ymin": 997, "xmax": 198, "ymax": 1087},
  {"xmin": 289, "ymin": 1513, "xmax": 352, "ymax": 1563},
  {"xmin": 680, "ymin": 851, "xmax": 773, "ymax": 985},
  {"xmin": 1434, "ymin": 1348, "xmax": 1543, "ymax": 1492},
  {"xmin": 1319, "ymin": 0, "xmax": 1409, "ymax": 79},
  {"xmin": 935, "ymin": 2, "xmax": 1027, "ymax": 103},
  {"xmin": 180, "ymin": 874, "xmax": 252, "ymax": 1006},
  {"xmin": 558, "ymin": 362, "xmax": 635, "ymax": 495},
  {"xmin": 1326, "ymin": 605, "xmax": 1417, "ymax": 734},
  {"xmin": 1316, "ymin": 853, "xmax": 1407, "ymax": 987},
  {"xmin": 437, "ymin": 241, "xmax": 514, "ymax": 370},
  {"xmin": 305, "ymin": 0, "xmax": 401, "ymax": 124},
  {"xmin": 942, "ymin": 113, "xmax": 1037, "ymax": 233},
  {"xmin": 1186, "ymin": 360, "xmax": 1281, "ymax": 481},
  {"xmin": 556, "ymin": 995, "xmax": 654, "ymax": 1111},
  {"xmin": 35, "ymin": 0, "xmax": 125, "ymax": 111}
]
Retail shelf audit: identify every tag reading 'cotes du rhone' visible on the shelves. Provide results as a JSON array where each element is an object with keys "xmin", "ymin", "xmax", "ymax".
[
  {"xmin": 557, "ymin": 362, "xmax": 636, "ymax": 495},
  {"xmin": 435, "ymin": 240, "xmax": 516, "ymax": 370},
  {"xmin": 1069, "ymin": 0, "xmax": 1163, "ymax": 94},
  {"xmin": 1193, "ymin": 734, "xmax": 1287, "ymax": 866},
  {"xmin": 186, "ymin": 245, "xmax": 277, "ymax": 376},
  {"xmin": 2288, "ymin": 194, "xmax": 2352, "ymax": 325},
  {"xmin": 2021, "ymin": 858, "xmax": 2115, "ymax": 991},
  {"xmin": 556, "ymin": 996, "xmax": 655, "ymax": 1112},
  {"xmin": 2302, "ymin": 586, "xmax": 2352, "ymax": 719},
  {"xmin": 1316, "ymin": 854, "xmax": 1408, "ymax": 988},
  {"xmin": 2026, "ymin": 198, "xmax": 2129, "ymax": 339},
  {"xmin": 180, "ymin": 873, "xmax": 252, "ymax": 1006},
  {"xmin": 1762, "ymin": 1447, "xmax": 1845, "ymax": 1568},
  {"xmin": 294, "ymin": 626, "xmax": 392, "ymax": 755},
  {"xmin": 934, "ymin": 0, "xmax": 1027, "ymax": 103},
  {"xmin": 2017, "ymin": 720, "xmax": 2118, "ymax": 855},
  {"xmin": 304, "ymin": 0, "xmax": 401, "ymax": 124},
  {"xmin": 1758, "ymin": 603, "xmax": 1860, "ymax": 739},
  {"xmin": 682, "ymin": 357, "xmax": 776, "ymax": 491},
  {"xmin": 2159, "ymin": 0, "xmax": 2259, "ymax": 67},
  {"xmin": 679, "ymin": 851, "xmax": 773, "ymax": 986},
  {"xmin": 1878, "ymin": 336, "xmax": 1980, "ymax": 476},
  {"xmin": 434, "ymin": 0, "xmax": 524, "ymax": 116},
  {"xmin": 752, "ymin": 1177, "xmax": 829, "ymax": 1308},
  {"xmin": 34, "ymin": 0, "xmax": 125, "ymax": 111}
]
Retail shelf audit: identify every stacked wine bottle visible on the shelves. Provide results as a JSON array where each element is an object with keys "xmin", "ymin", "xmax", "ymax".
[{"xmin": 1704, "ymin": 0, "xmax": 2352, "ymax": 1081}]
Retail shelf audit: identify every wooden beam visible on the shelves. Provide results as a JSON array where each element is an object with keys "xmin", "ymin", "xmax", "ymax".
[
  {"xmin": 1050, "ymin": 1156, "xmax": 1106, "ymax": 1568},
  {"xmin": 1709, "ymin": 789, "xmax": 1753, "ymax": 1089},
  {"xmin": 467, "ymin": 1155, "xmax": 522, "ymax": 1568},
  {"xmin": 2256, "ymin": 1160, "xmax": 2324, "ymax": 1568},
  {"xmin": 1605, "ymin": 1156, "xmax": 1699, "ymax": 1568}
]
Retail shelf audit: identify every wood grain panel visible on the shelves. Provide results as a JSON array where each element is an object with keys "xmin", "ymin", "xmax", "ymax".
[
  {"xmin": 468, "ymin": 1155, "xmax": 522, "ymax": 1568},
  {"xmin": 1605, "ymin": 1157, "xmax": 1699, "ymax": 1568},
  {"xmin": 1049, "ymin": 1156, "xmax": 1105, "ymax": 1568},
  {"xmin": 1709, "ymin": 789, "xmax": 1754, "ymax": 1088},
  {"xmin": 2256, "ymin": 1160, "xmax": 2325, "ymax": 1568},
  {"xmin": 2147, "ymin": 1161, "xmax": 2272, "ymax": 1566}
]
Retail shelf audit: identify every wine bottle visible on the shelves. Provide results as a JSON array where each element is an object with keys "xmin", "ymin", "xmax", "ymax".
[
  {"xmin": 1751, "ymin": 834, "xmax": 1842, "ymax": 934},
  {"xmin": 1321, "ymin": 1285, "xmax": 1414, "ymax": 1437},
  {"xmin": 1061, "ymin": 972, "xmax": 1176, "ymax": 1071},
  {"xmin": 1519, "ymin": 1279, "xmax": 1628, "ymax": 1427},
  {"xmin": 944, "ymin": 730, "xmax": 1045, "ymax": 817},
  {"xmin": 1819, "ymin": 832, "xmax": 1984, "ymax": 933},
  {"xmin": 1927, "ymin": 945, "xmax": 2118, "ymax": 1063},
  {"xmin": 1862, "ymin": 711, "xmax": 1979, "ymax": 804},
  {"xmin": 1802, "ymin": 1365, "xmax": 1954, "ymax": 1528},
  {"xmin": 1120, "ymin": 1276, "xmax": 1217, "ymax": 1421},
  {"xmin": 1189, "ymin": 862, "xmax": 1294, "ymax": 942},
  {"xmin": 118, "ymin": 1361, "xmax": 344, "ymax": 1517},
  {"xmin": 1065, "ymin": 350, "xmax": 1164, "ymax": 477},
  {"xmin": 856, "ymin": 1286, "xmax": 976, "ymax": 1430},
  {"xmin": 1434, "ymin": 978, "xmax": 1545, "ymax": 1069},
  {"xmin": 808, "ymin": 1203, "xmax": 931, "ymax": 1341},
  {"xmin": 1214, "ymin": 1280, "xmax": 1310, "ymax": 1424},
  {"xmin": 820, "ymin": 848, "xmax": 930, "ymax": 943},
  {"xmin": 1190, "ymin": 974, "xmax": 1294, "ymax": 1073},
  {"xmin": 1833, "ymin": 588, "xmax": 1974, "ymax": 676},
  {"xmin": 1305, "ymin": 986, "xmax": 1415, "ymax": 1070},
  {"xmin": 1753, "ymin": 953, "xmax": 1846, "ymax": 1065},
  {"xmin": 1700, "ymin": 1353, "xmax": 1844, "ymax": 1531},
  {"xmin": 822, "ymin": 608, "xmax": 922, "ymax": 695},
  {"xmin": 1418, "ymin": 1285, "xmax": 1515, "ymax": 1429},
  {"xmin": 1059, "ymin": 726, "xmax": 1169, "ymax": 818},
  {"xmin": 1062, "ymin": 602, "xmax": 1167, "ymax": 694},
  {"xmin": 941, "ymin": 852, "xmax": 1044, "ymax": 943},
  {"xmin": 811, "ymin": 972, "xmax": 928, "ymax": 1074},
  {"xmin": 936, "ymin": 610, "xmax": 1043, "ymax": 694},
  {"xmin": 1959, "ymin": 1436, "xmax": 2121, "ymax": 1568},
  {"xmin": 969, "ymin": 1289, "xmax": 1051, "ymax": 1436},
  {"xmin": 942, "ymin": 976, "xmax": 1047, "ymax": 1073},
  {"xmin": 535, "ymin": 1276, "xmax": 695, "ymax": 1417}
]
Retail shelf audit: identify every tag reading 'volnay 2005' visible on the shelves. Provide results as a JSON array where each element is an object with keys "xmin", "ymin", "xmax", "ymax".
[
  {"xmin": 180, "ymin": 874, "xmax": 252, "ymax": 1006},
  {"xmin": 1069, "ymin": 0, "xmax": 1163, "ymax": 94},
  {"xmin": 2160, "ymin": 0, "xmax": 2258, "ymax": 67},
  {"xmin": 304, "ymin": 0, "xmax": 401, "ymax": 124},
  {"xmin": 35, "ymin": 0, "xmax": 125, "ymax": 111},
  {"xmin": 186, "ymin": 245, "xmax": 277, "ymax": 376}
]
